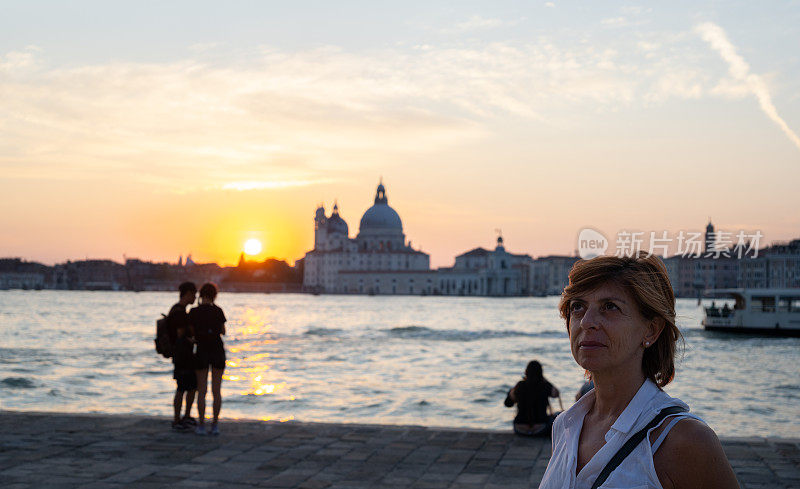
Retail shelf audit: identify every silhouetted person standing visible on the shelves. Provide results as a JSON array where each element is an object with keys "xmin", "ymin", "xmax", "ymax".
[
  {"xmin": 171, "ymin": 321, "xmax": 197, "ymax": 430},
  {"xmin": 191, "ymin": 283, "xmax": 226, "ymax": 436},
  {"xmin": 168, "ymin": 281, "xmax": 197, "ymax": 429}
]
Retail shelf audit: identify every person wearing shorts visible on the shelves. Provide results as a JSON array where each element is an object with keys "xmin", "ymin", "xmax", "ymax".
[
  {"xmin": 189, "ymin": 282, "xmax": 227, "ymax": 435},
  {"xmin": 172, "ymin": 322, "xmax": 197, "ymax": 430},
  {"xmin": 168, "ymin": 281, "xmax": 197, "ymax": 430}
]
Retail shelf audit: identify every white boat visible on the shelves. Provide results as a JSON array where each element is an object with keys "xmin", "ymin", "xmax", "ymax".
[{"xmin": 702, "ymin": 288, "xmax": 800, "ymax": 337}]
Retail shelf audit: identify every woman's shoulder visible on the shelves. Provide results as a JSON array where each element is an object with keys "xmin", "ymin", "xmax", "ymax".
[
  {"xmin": 195, "ymin": 303, "xmax": 220, "ymax": 311},
  {"xmin": 654, "ymin": 417, "xmax": 735, "ymax": 488},
  {"xmin": 657, "ymin": 416, "xmax": 719, "ymax": 455},
  {"xmin": 189, "ymin": 304, "xmax": 215, "ymax": 315}
]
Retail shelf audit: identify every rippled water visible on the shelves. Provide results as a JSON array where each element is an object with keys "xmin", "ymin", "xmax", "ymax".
[{"xmin": 1, "ymin": 291, "xmax": 798, "ymax": 437}]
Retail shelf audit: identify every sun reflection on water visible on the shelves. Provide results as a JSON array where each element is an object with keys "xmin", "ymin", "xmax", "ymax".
[
  {"xmin": 258, "ymin": 415, "xmax": 295, "ymax": 422},
  {"xmin": 229, "ymin": 339, "xmax": 277, "ymax": 354},
  {"xmin": 223, "ymin": 305, "xmax": 294, "ymax": 412},
  {"xmin": 239, "ymin": 365, "xmax": 270, "ymax": 373},
  {"xmin": 244, "ymin": 352, "xmax": 271, "ymax": 362},
  {"xmin": 243, "ymin": 375, "xmax": 287, "ymax": 396}
]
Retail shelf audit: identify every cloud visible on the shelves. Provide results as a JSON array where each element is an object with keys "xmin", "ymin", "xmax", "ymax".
[
  {"xmin": 696, "ymin": 22, "xmax": 800, "ymax": 152},
  {"xmin": 2, "ymin": 31, "xmax": 787, "ymax": 191},
  {"xmin": 601, "ymin": 17, "xmax": 627, "ymax": 27},
  {"xmin": 0, "ymin": 41, "xmax": 642, "ymax": 189},
  {"xmin": 441, "ymin": 15, "xmax": 519, "ymax": 34},
  {"xmin": 222, "ymin": 179, "xmax": 333, "ymax": 191},
  {"xmin": 0, "ymin": 45, "xmax": 41, "ymax": 73}
]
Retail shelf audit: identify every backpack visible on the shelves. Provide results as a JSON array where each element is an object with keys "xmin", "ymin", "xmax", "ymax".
[{"xmin": 155, "ymin": 313, "xmax": 173, "ymax": 358}]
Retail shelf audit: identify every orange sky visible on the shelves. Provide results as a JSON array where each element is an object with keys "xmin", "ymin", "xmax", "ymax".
[
  {"xmin": 2, "ymin": 6, "xmax": 799, "ymax": 267},
  {"xmin": 3, "ymin": 165, "xmax": 797, "ymax": 268}
]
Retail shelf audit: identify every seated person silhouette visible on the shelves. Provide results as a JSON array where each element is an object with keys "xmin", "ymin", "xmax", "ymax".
[{"xmin": 504, "ymin": 360, "xmax": 560, "ymax": 437}]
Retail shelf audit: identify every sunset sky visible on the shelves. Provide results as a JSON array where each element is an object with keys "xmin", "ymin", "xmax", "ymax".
[{"xmin": 2, "ymin": 1, "xmax": 799, "ymax": 267}]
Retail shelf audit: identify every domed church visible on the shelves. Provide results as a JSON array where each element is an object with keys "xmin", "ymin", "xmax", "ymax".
[
  {"xmin": 303, "ymin": 181, "xmax": 431, "ymax": 293},
  {"xmin": 303, "ymin": 180, "xmax": 535, "ymax": 296}
]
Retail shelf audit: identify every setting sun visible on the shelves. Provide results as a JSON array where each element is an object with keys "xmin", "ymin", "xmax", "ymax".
[{"xmin": 244, "ymin": 238, "xmax": 263, "ymax": 256}]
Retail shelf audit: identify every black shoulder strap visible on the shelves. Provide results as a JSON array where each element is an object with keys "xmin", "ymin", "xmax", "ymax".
[{"xmin": 590, "ymin": 405, "xmax": 686, "ymax": 489}]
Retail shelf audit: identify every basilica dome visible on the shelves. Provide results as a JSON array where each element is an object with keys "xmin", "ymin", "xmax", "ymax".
[
  {"xmin": 327, "ymin": 203, "xmax": 349, "ymax": 235},
  {"xmin": 359, "ymin": 182, "xmax": 403, "ymax": 232}
]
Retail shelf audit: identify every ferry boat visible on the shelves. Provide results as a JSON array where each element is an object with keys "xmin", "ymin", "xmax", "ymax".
[{"xmin": 702, "ymin": 288, "xmax": 800, "ymax": 337}]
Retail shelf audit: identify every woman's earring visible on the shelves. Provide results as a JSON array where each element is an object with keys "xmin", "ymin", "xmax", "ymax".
[{"xmin": 644, "ymin": 341, "xmax": 650, "ymax": 347}]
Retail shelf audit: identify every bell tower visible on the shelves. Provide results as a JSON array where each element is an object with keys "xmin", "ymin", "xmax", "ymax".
[
  {"xmin": 704, "ymin": 219, "xmax": 715, "ymax": 254},
  {"xmin": 314, "ymin": 204, "xmax": 327, "ymax": 250}
]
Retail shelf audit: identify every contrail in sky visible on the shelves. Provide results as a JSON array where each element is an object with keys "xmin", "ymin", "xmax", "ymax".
[{"xmin": 696, "ymin": 21, "xmax": 800, "ymax": 152}]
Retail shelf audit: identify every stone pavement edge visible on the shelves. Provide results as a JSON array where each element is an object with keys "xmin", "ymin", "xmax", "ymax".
[{"xmin": 0, "ymin": 411, "xmax": 797, "ymax": 489}]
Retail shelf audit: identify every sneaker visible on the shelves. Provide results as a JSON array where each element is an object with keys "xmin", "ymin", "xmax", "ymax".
[
  {"xmin": 181, "ymin": 416, "xmax": 197, "ymax": 426},
  {"xmin": 210, "ymin": 424, "xmax": 219, "ymax": 436},
  {"xmin": 195, "ymin": 425, "xmax": 206, "ymax": 435},
  {"xmin": 172, "ymin": 421, "xmax": 189, "ymax": 431}
]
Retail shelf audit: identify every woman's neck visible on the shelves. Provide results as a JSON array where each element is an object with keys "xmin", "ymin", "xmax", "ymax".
[{"xmin": 590, "ymin": 370, "xmax": 647, "ymax": 420}]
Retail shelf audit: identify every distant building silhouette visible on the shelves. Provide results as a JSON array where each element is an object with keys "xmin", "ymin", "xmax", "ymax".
[
  {"xmin": 303, "ymin": 181, "xmax": 533, "ymax": 296},
  {"xmin": 303, "ymin": 181, "xmax": 430, "ymax": 294},
  {"xmin": 434, "ymin": 234, "xmax": 533, "ymax": 296},
  {"xmin": 529, "ymin": 255, "xmax": 580, "ymax": 296},
  {"xmin": 739, "ymin": 239, "xmax": 800, "ymax": 288},
  {"xmin": 705, "ymin": 220, "xmax": 715, "ymax": 255}
]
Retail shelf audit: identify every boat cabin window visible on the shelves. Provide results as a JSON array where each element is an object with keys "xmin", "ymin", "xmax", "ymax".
[
  {"xmin": 751, "ymin": 296, "xmax": 776, "ymax": 313},
  {"xmin": 778, "ymin": 296, "xmax": 800, "ymax": 313}
]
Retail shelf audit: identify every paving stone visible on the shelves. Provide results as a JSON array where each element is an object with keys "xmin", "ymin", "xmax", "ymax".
[
  {"xmin": 454, "ymin": 473, "xmax": 488, "ymax": 484},
  {"xmin": 0, "ymin": 411, "xmax": 796, "ymax": 489}
]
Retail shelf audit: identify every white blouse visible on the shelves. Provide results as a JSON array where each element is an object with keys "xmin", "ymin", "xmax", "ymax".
[{"xmin": 538, "ymin": 379, "xmax": 703, "ymax": 489}]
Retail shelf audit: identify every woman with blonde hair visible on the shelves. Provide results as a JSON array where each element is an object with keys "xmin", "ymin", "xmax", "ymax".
[{"xmin": 539, "ymin": 252, "xmax": 739, "ymax": 489}]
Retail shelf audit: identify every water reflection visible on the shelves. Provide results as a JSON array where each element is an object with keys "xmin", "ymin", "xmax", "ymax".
[
  {"xmin": 225, "ymin": 310, "xmax": 292, "ymax": 401},
  {"xmin": 258, "ymin": 415, "xmax": 295, "ymax": 422},
  {"xmin": 228, "ymin": 339, "xmax": 277, "ymax": 354},
  {"xmin": 0, "ymin": 291, "xmax": 798, "ymax": 438}
]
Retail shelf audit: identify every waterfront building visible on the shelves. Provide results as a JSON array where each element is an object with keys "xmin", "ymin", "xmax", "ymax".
[
  {"xmin": 529, "ymin": 255, "xmax": 580, "ymax": 296},
  {"xmin": 303, "ymin": 182, "xmax": 532, "ymax": 296},
  {"xmin": 337, "ymin": 234, "xmax": 533, "ymax": 296},
  {"xmin": 0, "ymin": 258, "xmax": 48, "ymax": 290},
  {"xmin": 664, "ymin": 256, "xmax": 724, "ymax": 298},
  {"xmin": 302, "ymin": 181, "xmax": 430, "ymax": 293},
  {"xmin": 435, "ymin": 235, "xmax": 533, "ymax": 296},
  {"xmin": 51, "ymin": 259, "xmax": 126, "ymax": 290},
  {"xmin": 0, "ymin": 271, "xmax": 45, "ymax": 290},
  {"xmin": 739, "ymin": 239, "xmax": 800, "ymax": 288}
]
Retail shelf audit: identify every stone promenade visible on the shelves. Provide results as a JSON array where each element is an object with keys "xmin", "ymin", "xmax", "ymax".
[{"xmin": 0, "ymin": 411, "xmax": 798, "ymax": 489}]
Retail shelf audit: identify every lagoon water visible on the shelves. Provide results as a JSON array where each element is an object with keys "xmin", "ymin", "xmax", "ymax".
[{"xmin": 1, "ymin": 291, "xmax": 798, "ymax": 438}]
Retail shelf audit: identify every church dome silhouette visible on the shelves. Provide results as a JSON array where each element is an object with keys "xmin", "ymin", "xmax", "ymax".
[
  {"xmin": 359, "ymin": 182, "xmax": 403, "ymax": 232},
  {"xmin": 327, "ymin": 202, "xmax": 349, "ymax": 235}
]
